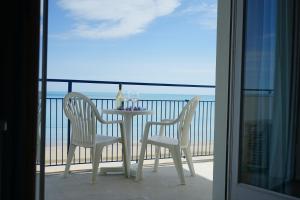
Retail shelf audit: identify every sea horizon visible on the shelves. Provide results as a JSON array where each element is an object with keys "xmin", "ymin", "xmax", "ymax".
[{"xmin": 46, "ymin": 91, "xmax": 215, "ymax": 101}]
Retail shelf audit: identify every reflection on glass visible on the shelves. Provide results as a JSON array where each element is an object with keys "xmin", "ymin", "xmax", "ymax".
[{"xmin": 239, "ymin": 0, "xmax": 299, "ymax": 198}]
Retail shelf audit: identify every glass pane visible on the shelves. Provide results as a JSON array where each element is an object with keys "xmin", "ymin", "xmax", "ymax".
[{"xmin": 239, "ymin": 0, "xmax": 300, "ymax": 198}]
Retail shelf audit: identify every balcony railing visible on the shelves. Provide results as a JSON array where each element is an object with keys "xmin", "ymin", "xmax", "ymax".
[{"xmin": 44, "ymin": 79, "xmax": 215, "ymax": 167}]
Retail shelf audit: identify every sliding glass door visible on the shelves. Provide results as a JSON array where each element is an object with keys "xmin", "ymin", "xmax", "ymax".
[{"xmin": 229, "ymin": 0, "xmax": 300, "ymax": 199}]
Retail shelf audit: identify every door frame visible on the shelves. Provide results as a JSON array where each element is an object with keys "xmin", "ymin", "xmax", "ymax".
[
  {"xmin": 37, "ymin": 0, "xmax": 48, "ymax": 200},
  {"xmin": 212, "ymin": 0, "xmax": 233, "ymax": 199}
]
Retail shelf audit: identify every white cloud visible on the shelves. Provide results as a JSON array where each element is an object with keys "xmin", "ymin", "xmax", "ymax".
[
  {"xmin": 180, "ymin": 2, "xmax": 217, "ymax": 29},
  {"xmin": 57, "ymin": 0, "xmax": 181, "ymax": 39}
]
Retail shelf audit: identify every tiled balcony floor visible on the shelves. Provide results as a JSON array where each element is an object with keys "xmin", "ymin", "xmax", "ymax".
[{"xmin": 45, "ymin": 156, "xmax": 213, "ymax": 200}]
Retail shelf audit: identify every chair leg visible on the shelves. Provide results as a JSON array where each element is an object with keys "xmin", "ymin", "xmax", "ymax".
[
  {"xmin": 92, "ymin": 145, "xmax": 103, "ymax": 184},
  {"xmin": 90, "ymin": 147, "xmax": 94, "ymax": 163},
  {"xmin": 136, "ymin": 141, "xmax": 147, "ymax": 181},
  {"xmin": 183, "ymin": 147, "xmax": 195, "ymax": 176},
  {"xmin": 64, "ymin": 144, "xmax": 77, "ymax": 177},
  {"xmin": 170, "ymin": 146, "xmax": 185, "ymax": 185},
  {"xmin": 153, "ymin": 146, "xmax": 160, "ymax": 172}
]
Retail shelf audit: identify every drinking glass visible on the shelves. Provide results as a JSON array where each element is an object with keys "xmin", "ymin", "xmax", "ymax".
[
  {"xmin": 131, "ymin": 92, "xmax": 139, "ymax": 110},
  {"xmin": 123, "ymin": 91, "xmax": 129, "ymax": 109}
]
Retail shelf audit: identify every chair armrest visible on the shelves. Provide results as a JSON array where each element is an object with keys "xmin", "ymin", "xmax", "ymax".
[
  {"xmin": 101, "ymin": 120, "xmax": 124, "ymax": 125},
  {"xmin": 99, "ymin": 119, "xmax": 127, "ymax": 147},
  {"xmin": 144, "ymin": 119, "xmax": 178, "ymax": 138},
  {"xmin": 146, "ymin": 118, "xmax": 178, "ymax": 126},
  {"xmin": 161, "ymin": 119, "xmax": 177, "ymax": 123}
]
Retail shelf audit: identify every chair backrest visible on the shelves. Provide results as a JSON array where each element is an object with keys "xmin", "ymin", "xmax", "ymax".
[
  {"xmin": 178, "ymin": 96, "xmax": 200, "ymax": 147},
  {"xmin": 64, "ymin": 92, "xmax": 102, "ymax": 147}
]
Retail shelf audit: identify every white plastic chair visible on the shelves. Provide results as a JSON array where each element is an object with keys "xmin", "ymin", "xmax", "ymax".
[
  {"xmin": 63, "ymin": 92, "xmax": 128, "ymax": 183},
  {"xmin": 136, "ymin": 96, "xmax": 200, "ymax": 185}
]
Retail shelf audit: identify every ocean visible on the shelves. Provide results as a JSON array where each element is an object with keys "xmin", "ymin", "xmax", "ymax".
[{"xmin": 47, "ymin": 91, "xmax": 215, "ymax": 101}]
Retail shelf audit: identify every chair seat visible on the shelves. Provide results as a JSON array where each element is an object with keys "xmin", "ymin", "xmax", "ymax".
[
  {"xmin": 95, "ymin": 135, "xmax": 121, "ymax": 146},
  {"xmin": 147, "ymin": 135, "xmax": 179, "ymax": 147}
]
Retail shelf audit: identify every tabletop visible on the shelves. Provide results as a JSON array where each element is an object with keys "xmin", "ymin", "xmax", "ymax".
[{"xmin": 102, "ymin": 109, "xmax": 153, "ymax": 115}]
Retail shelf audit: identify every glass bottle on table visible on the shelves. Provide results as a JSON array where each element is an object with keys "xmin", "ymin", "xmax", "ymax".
[{"xmin": 115, "ymin": 84, "xmax": 124, "ymax": 110}]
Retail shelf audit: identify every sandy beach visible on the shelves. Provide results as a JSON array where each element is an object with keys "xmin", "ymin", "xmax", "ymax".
[{"xmin": 44, "ymin": 142, "xmax": 214, "ymax": 166}]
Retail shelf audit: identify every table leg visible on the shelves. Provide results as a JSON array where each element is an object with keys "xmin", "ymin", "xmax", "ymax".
[
  {"xmin": 99, "ymin": 113, "xmax": 134, "ymax": 177},
  {"xmin": 124, "ymin": 115, "xmax": 132, "ymax": 177}
]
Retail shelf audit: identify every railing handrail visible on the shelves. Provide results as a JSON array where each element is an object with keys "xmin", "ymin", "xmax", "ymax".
[
  {"xmin": 42, "ymin": 78, "xmax": 216, "ymax": 88},
  {"xmin": 46, "ymin": 97, "xmax": 215, "ymax": 103}
]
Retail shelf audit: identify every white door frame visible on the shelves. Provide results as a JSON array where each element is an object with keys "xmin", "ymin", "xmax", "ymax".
[{"xmin": 213, "ymin": 0, "xmax": 233, "ymax": 199}]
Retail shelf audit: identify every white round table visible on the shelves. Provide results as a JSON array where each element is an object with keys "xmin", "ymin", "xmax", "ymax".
[{"xmin": 102, "ymin": 109, "xmax": 153, "ymax": 177}]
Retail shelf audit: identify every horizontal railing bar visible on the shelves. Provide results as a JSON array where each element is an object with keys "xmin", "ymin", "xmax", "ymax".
[
  {"xmin": 46, "ymin": 97, "xmax": 216, "ymax": 103},
  {"xmin": 46, "ymin": 97, "xmax": 215, "ymax": 103},
  {"xmin": 242, "ymin": 88, "xmax": 273, "ymax": 92},
  {"xmin": 42, "ymin": 78, "xmax": 216, "ymax": 88},
  {"xmin": 46, "ymin": 97, "xmax": 215, "ymax": 102}
]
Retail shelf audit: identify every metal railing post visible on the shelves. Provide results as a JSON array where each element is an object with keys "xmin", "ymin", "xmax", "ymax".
[{"xmin": 67, "ymin": 81, "xmax": 72, "ymax": 153}]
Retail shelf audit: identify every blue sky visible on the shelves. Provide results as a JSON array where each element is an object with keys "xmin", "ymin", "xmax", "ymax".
[{"xmin": 47, "ymin": 0, "xmax": 217, "ymax": 94}]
